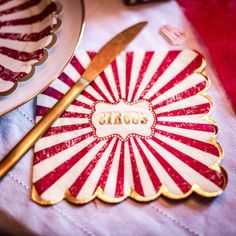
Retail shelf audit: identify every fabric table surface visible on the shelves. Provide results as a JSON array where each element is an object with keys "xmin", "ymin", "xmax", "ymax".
[{"xmin": 0, "ymin": 0, "xmax": 236, "ymax": 235}]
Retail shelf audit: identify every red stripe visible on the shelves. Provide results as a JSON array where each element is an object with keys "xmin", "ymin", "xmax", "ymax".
[
  {"xmin": 130, "ymin": 51, "xmax": 154, "ymax": 102},
  {"xmin": 0, "ymin": 24, "xmax": 56, "ymax": 41},
  {"xmin": 125, "ymin": 52, "xmax": 134, "ymax": 100},
  {"xmin": 34, "ymin": 131, "xmax": 93, "ymax": 165},
  {"xmin": 34, "ymin": 139, "xmax": 100, "ymax": 195},
  {"xmin": 58, "ymin": 72, "xmax": 75, "ymax": 87},
  {"xmin": 81, "ymin": 90, "xmax": 98, "ymax": 103},
  {"xmin": 43, "ymin": 123, "xmax": 90, "ymax": 137},
  {"xmin": 139, "ymin": 51, "xmax": 180, "ymax": 100},
  {"xmin": 133, "ymin": 138, "xmax": 162, "ymax": 192},
  {"xmin": 42, "ymin": 87, "xmax": 91, "ymax": 109},
  {"xmin": 0, "ymin": 47, "xmax": 44, "ymax": 61},
  {"xmin": 149, "ymin": 54, "xmax": 203, "ymax": 102},
  {"xmin": 60, "ymin": 111, "xmax": 89, "ymax": 119},
  {"xmin": 0, "ymin": 0, "xmax": 12, "ymax": 5},
  {"xmin": 87, "ymin": 51, "xmax": 96, "ymax": 59},
  {"xmin": 90, "ymin": 81, "xmax": 110, "ymax": 102},
  {"xmin": 156, "ymin": 121, "xmax": 216, "ymax": 133},
  {"xmin": 83, "ymin": 51, "xmax": 112, "ymax": 102},
  {"xmin": 156, "ymin": 103, "xmax": 211, "ymax": 117},
  {"xmin": 0, "ymin": 2, "xmax": 57, "ymax": 27},
  {"xmin": 69, "ymin": 138, "xmax": 113, "ymax": 197},
  {"xmin": 141, "ymin": 139, "xmax": 192, "ymax": 194},
  {"xmin": 72, "ymin": 99, "xmax": 91, "ymax": 109},
  {"xmin": 96, "ymin": 138, "xmax": 120, "ymax": 190},
  {"xmin": 70, "ymin": 56, "xmax": 85, "ymax": 75},
  {"xmin": 0, "ymin": 0, "xmax": 41, "ymax": 16},
  {"xmin": 0, "ymin": 64, "xmax": 26, "ymax": 82},
  {"xmin": 152, "ymin": 136, "xmax": 225, "ymax": 188},
  {"xmin": 36, "ymin": 106, "xmax": 89, "ymax": 119},
  {"xmin": 99, "ymin": 71, "xmax": 117, "ymax": 102},
  {"xmin": 42, "ymin": 86, "xmax": 63, "ymax": 100},
  {"xmin": 128, "ymin": 139, "xmax": 144, "ymax": 196},
  {"xmin": 153, "ymin": 81, "xmax": 207, "ymax": 109},
  {"xmin": 111, "ymin": 59, "xmax": 122, "ymax": 99},
  {"xmin": 155, "ymin": 129, "xmax": 220, "ymax": 156},
  {"xmin": 36, "ymin": 106, "xmax": 49, "ymax": 117},
  {"xmin": 115, "ymin": 142, "xmax": 125, "ymax": 197}
]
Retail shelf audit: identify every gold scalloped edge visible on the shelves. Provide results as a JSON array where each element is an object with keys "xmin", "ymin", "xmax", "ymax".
[
  {"xmin": 0, "ymin": 1, "xmax": 63, "ymax": 96},
  {"xmin": 31, "ymin": 49, "xmax": 228, "ymax": 206},
  {"xmin": 31, "ymin": 166, "xmax": 228, "ymax": 206}
]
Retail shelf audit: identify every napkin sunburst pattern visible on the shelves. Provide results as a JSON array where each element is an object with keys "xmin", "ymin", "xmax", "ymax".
[{"xmin": 32, "ymin": 50, "xmax": 227, "ymax": 205}]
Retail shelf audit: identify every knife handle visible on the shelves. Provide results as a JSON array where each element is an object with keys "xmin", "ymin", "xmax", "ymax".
[{"xmin": 0, "ymin": 78, "xmax": 88, "ymax": 179}]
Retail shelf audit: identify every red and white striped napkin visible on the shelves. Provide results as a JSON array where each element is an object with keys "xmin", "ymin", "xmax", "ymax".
[{"xmin": 32, "ymin": 50, "xmax": 227, "ymax": 205}]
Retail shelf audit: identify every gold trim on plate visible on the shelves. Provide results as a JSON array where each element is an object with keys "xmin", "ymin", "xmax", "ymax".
[{"xmin": 0, "ymin": 0, "xmax": 86, "ymax": 116}]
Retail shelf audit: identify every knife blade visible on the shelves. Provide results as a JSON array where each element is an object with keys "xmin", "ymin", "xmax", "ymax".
[{"xmin": 0, "ymin": 21, "xmax": 147, "ymax": 179}]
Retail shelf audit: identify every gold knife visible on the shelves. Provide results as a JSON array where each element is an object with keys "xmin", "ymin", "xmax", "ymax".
[{"xmin": 0, "ymin": 21, "xmax": 147, "ymax": 179}]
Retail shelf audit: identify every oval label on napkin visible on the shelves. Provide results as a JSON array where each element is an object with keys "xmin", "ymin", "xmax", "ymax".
[{"xmin": 91, "ymin": 99, "xmax": 156, "ymax": 140}]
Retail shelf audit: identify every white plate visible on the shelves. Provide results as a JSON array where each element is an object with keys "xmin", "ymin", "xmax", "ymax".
[
  {"xmin": 0, "ymin": 0, "xmax": 60, "ymax": 95},
  {"xmin": 0, "ymin": 0, "xmax": 85, "ymax": 115}
]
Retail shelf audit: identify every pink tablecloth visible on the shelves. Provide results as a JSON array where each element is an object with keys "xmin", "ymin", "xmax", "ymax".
[
  {"xmin": 178, "ymin": 0, "xmax": 236, "ymax": 111},
  {"xmin": 0, "ymin": 0, "xmax": 235, "ymax": 235}
]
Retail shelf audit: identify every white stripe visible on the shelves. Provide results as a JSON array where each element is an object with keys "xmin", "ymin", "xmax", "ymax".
[
  {"xmin": 0, "ymin": 0, "xmax": 26, "ymax": 12},
  {"xmin": 37, "ymin": 93, "xmax": 62, "ymax": 109},
  {"xmin": 50, "ymin": 117, "xmax": 89, "ymax": 127},
  {"xmin": 77, "ymin": 94, "xmax": 94, "ymax": 106},
  {"xmin": 103, "ymin": 65, "xmax": 119, "ymax": 101},
  {"xmin": 104, "ymin": 141, "xmax": 122, "ymax": 197},
  {"xmin": 63, "ymin": 63, "xmax": 80, "ymax": 82},
  {"xmin": 124, "ymin": 141, "xmax": 133, "ymax": 194},
  {"xmin": 33, "ymin": 136, "xmax": 95, "ymax": 182},
  {"xmin": 84, "ymin": 84, "xmax": 104, "ymax": 101},
  {"xmin": 0, "ymin": 78, "xmax": 14, "ymax": 92},
  {"xmin": 35, "ymin": 127, "xmax": 92, "ymax": 152},
  {"xmin": 95, "ymin": 75, "xmax": 115, "ymax": 102},
  {"xmin": 0, "ymin": 34, "xmax": 51, "ymax": 53},
  {"xmin": 36, "ymin": 117, "xmax": 89, "ymax": 126},
  {"xmin": 130, "ymin": 138, "xmax": 156, "ymax": 197},
  {"xmin": 145, "ymin": 50, "xmax": 198, "ymax": 99},
  {"xmin": 66, "ymin": 103, "xmax": 91, "ymax": 115},
  {"xmin": 0, "ymin": 14, "xmax": 56, "ymax": 34},
  {"xmin": 0, "ymin": 54, "xmax": 32, "ymax": 73},
  {"xmin": 40, "ymin": 140, "xmax": 107, "ymax": 201},
  {"xmin": 155, "ymin": 133, "xmax": 219, "ymax": 166},
  {"xmin": 37, "ymin": 94, "xmax": 91, "ymax": 114},
  {"xmin": 156, "ymin": 94, "xmax": 209, "ymax": 114},
  {"xmin": 157, "ymin": 114, "xmax": 211, "ymax": 124},
  {"xmin": 50, "ymin": 79, "xmax": 70, "ymax": 94},
  {"xmin": 127, "ymin": 51, "xmax": 145, "ymax": 102},
  {"xmin": 156, "ymin": 124, "xmax": 214, "ymax": 142},
  {"xmin": 76, "ymin": 138, "xmax": 117, "ymax": 199},
  {"xmin": 136, "ymin": 138, "xmax": 182, "ymax": 195},
  {"xmin": 74, "ymin": 51, "xmax": 91, "ymax": 69},
  {"xmin": 117, "ymin": 53, "xmax": 126, "ymax": 99},
  {"xmin": 148, "ymin": 139, "xmax": 221, "ymax": 193},
  {"xmin": 133, "ymin": 52, "xmax": 167, "ymax": 101},
  {"xmin": 152, "ymin": 73, "xmax": 206, "ymax": 106}
]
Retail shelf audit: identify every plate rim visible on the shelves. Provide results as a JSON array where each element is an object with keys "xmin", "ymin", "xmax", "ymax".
[{"xmin": 0, "ymin": 0, "xmax": 85, "ymax": 116}]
